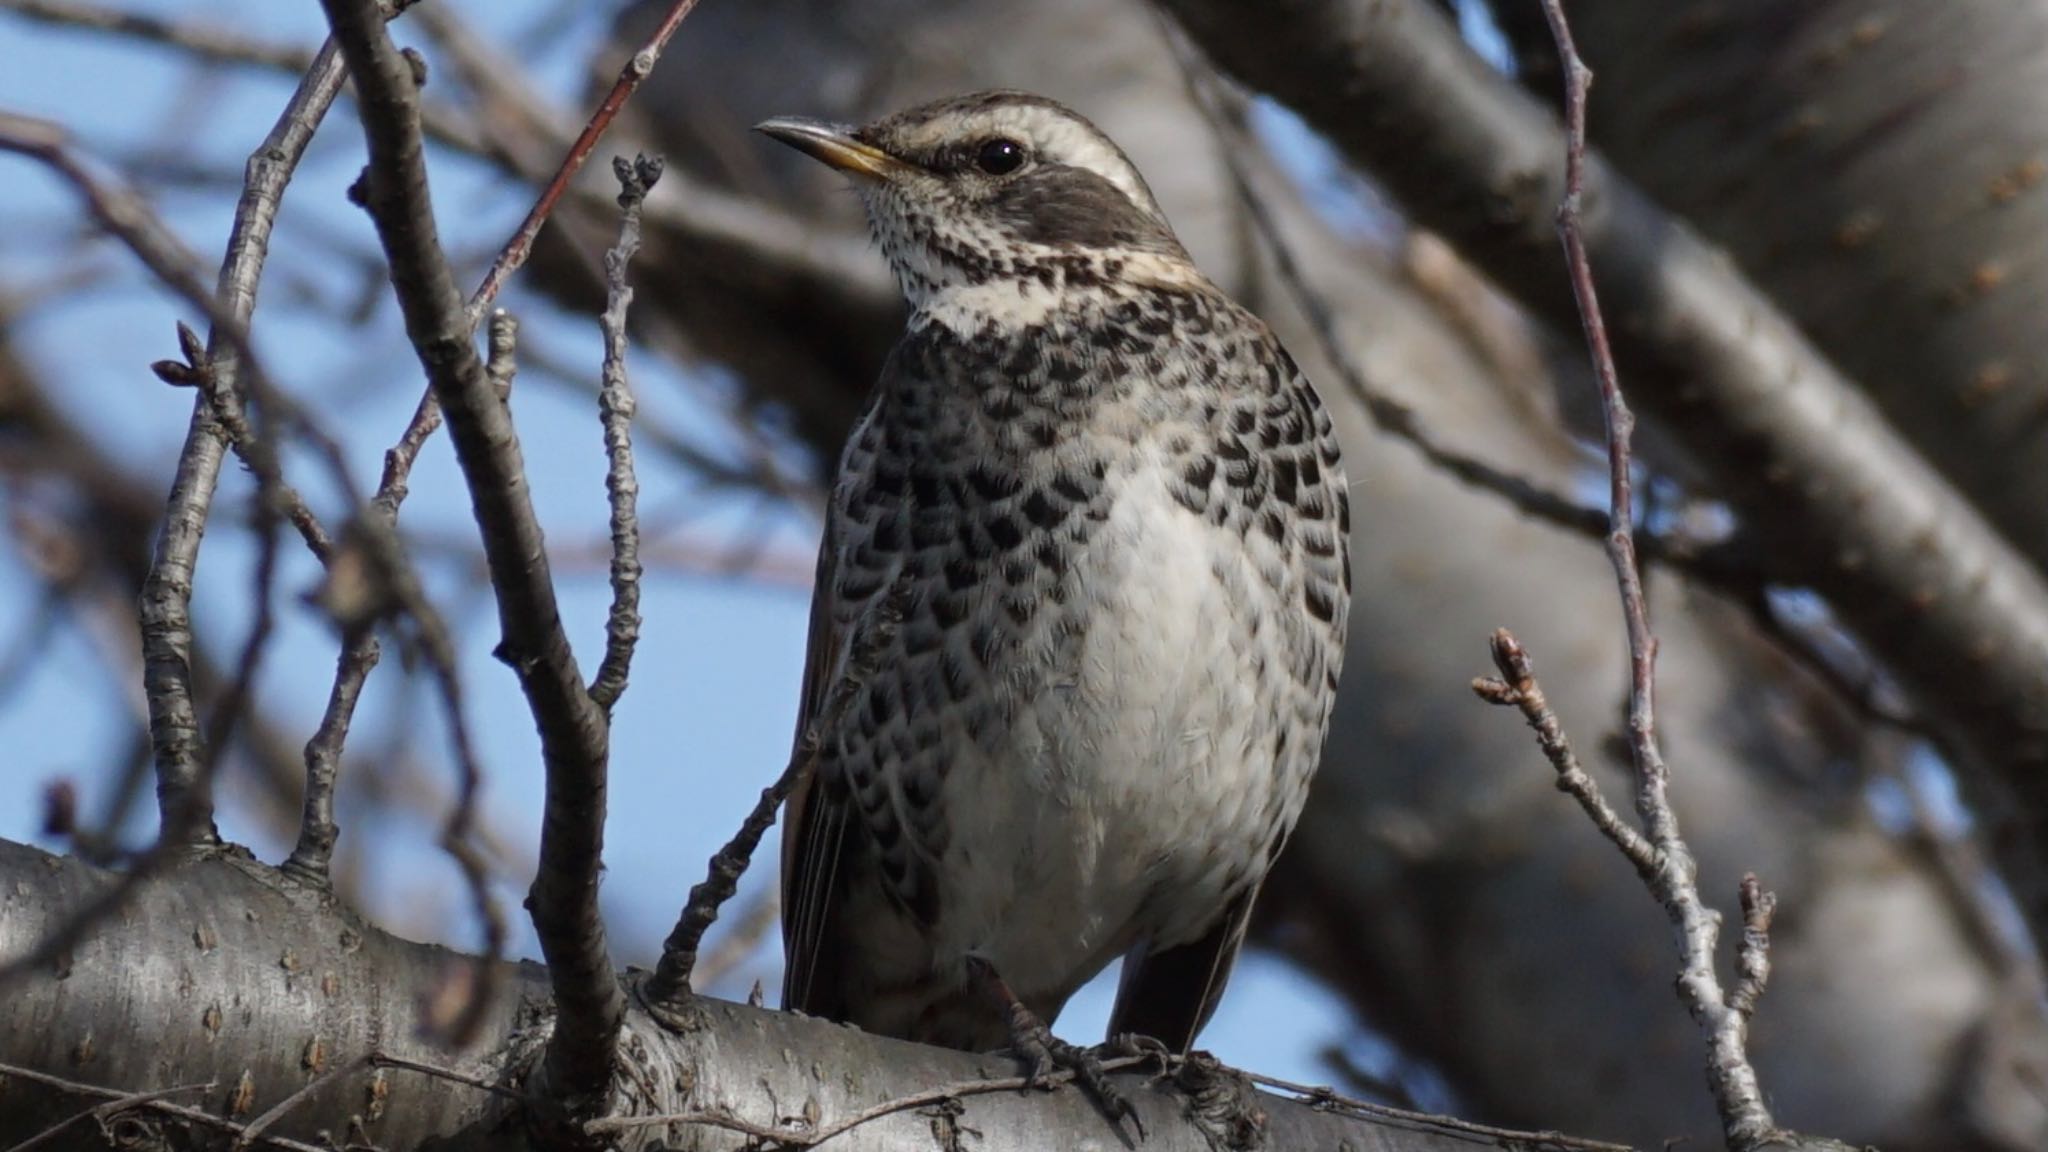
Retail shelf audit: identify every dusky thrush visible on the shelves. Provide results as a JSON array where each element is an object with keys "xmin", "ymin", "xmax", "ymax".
[{"xmin": 758, "ymin": 90, "xmax": 1351, "ymax": 1098}]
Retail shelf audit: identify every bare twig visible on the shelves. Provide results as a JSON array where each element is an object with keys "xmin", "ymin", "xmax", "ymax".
[
  {"xmin": 1239, "ymin": 1066, "xmax": 1634, "ymax": 1152},
  {"xmin": 228, "ymin": 1053, "xmax": 374, "ymax": 1152},
  {"xmin": 367, "ymin": 429, "xmax": 515, "ymax": 1047},
  {"xmin": 1728, "ymin": 874, "xmax": 1776, "ymax": 1020},
  {"xmin": 642, "ymin": 765, "xmax": 803, "ymax": 1015},
  {"xmin": 1, "ymin": 1079, "xmax": 215, "ymax": 1152},
  {"xmin": 0, "ymin": 38, "xmax": 354, "ymax": 984},
  {"xmin": 589, "ymin": 154, "xmax": 658, "ymax": 712},
  {"xmin": 367, "ymin": 0, "xmax": 707, "ymax": 607},
  {"xmin": 281, "ymin": 626, "xmax": 377, "ymax": 884},
  {"xmin": 644, "ymin": 582, "xmax": 906, "ymax": 1011},
  {"xmin": 321, "ymin": 0, "xmax": 654, "ymax": 1105},
  {"xmin": 0, "ymin": 1062, "xmax": 325, "ymax": 1152},
  {"xmin": 1546, "ymin": 3, "xmax": 1773, "ymax": 1137},
  {"xmin": 0, "ymin": 110, "xmax": 282, "ymax": 846},
  {"xmin": 1471, "ymin": 632, "xmax": 1795, "ymax": 1148},
  {"xmin": 464, "ymin": 0, "xmax": 702, "ymax": 318},
  {"xmin": 686, "ymin": 888, "xmax": 779, "ymax": 992},
  {"xmin": 1472, "ymin": 631, "xmax": 1653, "ymax": 870},
  {"xmin": 288, "ymin": 298, "xmax": 521, "ymax": 891},
  {"xmin": 1475, "ymin": 6, "xmax": 1793, "ymax": 1146}
]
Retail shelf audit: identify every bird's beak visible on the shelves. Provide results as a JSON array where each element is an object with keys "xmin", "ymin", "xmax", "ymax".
[{"xmin": 755, "ymin": 117, "xmax": 909, "ymax": 182}]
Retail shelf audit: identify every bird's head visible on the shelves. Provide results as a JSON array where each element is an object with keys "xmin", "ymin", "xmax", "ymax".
[{"xmin": 757, "ymin": 90, "xmax": 1193, "ymax": 310}]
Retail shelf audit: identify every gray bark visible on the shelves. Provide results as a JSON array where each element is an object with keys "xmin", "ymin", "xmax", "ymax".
[{"xmin": 0, "ymin": 838, "xmax": 1614, "ymax": 1152}]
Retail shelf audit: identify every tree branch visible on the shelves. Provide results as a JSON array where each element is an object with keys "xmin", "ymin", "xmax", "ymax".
[
  {"xmin": 315, "ymin": 0, "xmax": 621, "ymax": 1118},
  {"xmin": 588, "ymin": 155, "xmax": 657, "ymax": 713},
  {"xmin": 1468, "ymin": 8, "xmax": 1862, "ymax": 1147},
  {"xmin": 0, "ymin": 839, "xmax": 1637, "ymax": 1152}
]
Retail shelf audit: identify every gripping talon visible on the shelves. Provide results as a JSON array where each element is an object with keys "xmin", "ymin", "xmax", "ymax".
[{"xmin": 971, "ymin": 956, "xmax": 1146, "ymax": 1138}]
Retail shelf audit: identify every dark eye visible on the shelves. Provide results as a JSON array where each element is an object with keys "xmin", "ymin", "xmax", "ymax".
[{"xmin": 975, "ymin": 138, "xmax": 1027, "ymax": 176}]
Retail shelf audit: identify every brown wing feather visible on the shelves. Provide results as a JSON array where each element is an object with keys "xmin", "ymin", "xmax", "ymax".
[
  {"xmin": 779, "ymin": 521, "xmax": 853, "ymax": 1017},
  {"xmin": 1106, "ymin": 886, "xmax": 1258, "ymax": 1053}
]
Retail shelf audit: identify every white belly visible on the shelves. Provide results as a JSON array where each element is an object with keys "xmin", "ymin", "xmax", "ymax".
[{"xmin": 929, "ymin": 465, "xmax": 1295, "ymax": 997}]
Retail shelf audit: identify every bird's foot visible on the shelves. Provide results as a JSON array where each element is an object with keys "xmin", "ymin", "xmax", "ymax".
[
  {"xmin": 968, "ymin": 957, "xmax": 1145, "ymax": 1139},
  {"xmin": 1009, "ymin": 1017, "xmax": 1145, "ymax": 1139},
  {"xmin": 1105, "ymin": 1032, "xmax": 1177, "ymax": 1084}
]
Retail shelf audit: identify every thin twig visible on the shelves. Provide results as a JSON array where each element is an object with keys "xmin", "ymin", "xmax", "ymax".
[
  {"xmin": 644, "ymin": 581, "xmax": 907, "ymax": 1010},
  {"xmin": 362, "ymin": 476, "xmax": 511, "ymax": 1047},
  {"xmin": 281, "ymin": 626, "xmax": 377, "ymax": 883},
  {"xmin": 643, "ymin": 769, "xmax": 804, "ymax": 1013},
  {"xmin": 366, "ymin": 0, "xmax": 706, "ymax": 635},
  {"xmin": 464, "ymin": 0, "xmax": 702, "ymax": 319},
  {"xmin": 287, "ymin": 289, "xmax": 521, "ymax": 891},
  {"xmin": 0, "ymin": 1062, "xmax": 324, "ymax": 1152},
  {"xmin": 1728, "ymin": 874, "xmax": 1776, "ymax": 1019},
  {"xmin": 589, "ymin": 154, "xmax": 657, "ymax": 711},
  {"xmin": 324, "ymin": 0, "xmax": 651, "ymax": 1102},
  {"xmin": 228, "ymin": 1053, "xmax": 373, "ymax": 1152},
  {"xmin": 0, "ymin": 111, "xmax": 275, "ymax": 845},
  {"xmin": 1160, "ymin": 0, "xmax": 2048, "ymax": 951},
  {"xmin": 687, "ymin": 888, "xmax": 780, "ymax": 991},
  {"xmin": 0, "ymin": 41, "xmax": 351, "ymax": 986},
  {"xmin": 1238, "ymin": 1066, "xmax": 1635, "ymax": 1152},
  {"xmin": 1472, "ymin": 630, "xmax": 1654, "ymax": 871},
  {"xmin": 319, "ymin": 0, "xmax": 705, "ymax": 1094},
  {"xmin": 1, "ymin": 1080, "xmax": 212, "ymax": 1152},
  {"xmin": 1526, "ymin": 4, "xmax": 1784, "ymax": 1145}
]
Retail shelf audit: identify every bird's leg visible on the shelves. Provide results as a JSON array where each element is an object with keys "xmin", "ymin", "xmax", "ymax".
[{"xmin": 964, "ymin": 955, "xmax": 1145, "ymax": 1138}]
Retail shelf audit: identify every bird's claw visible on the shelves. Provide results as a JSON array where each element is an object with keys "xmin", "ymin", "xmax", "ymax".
[{"xmin": 1004, "ymin": 1012, "xmax": 1145, "ymax": 1138}]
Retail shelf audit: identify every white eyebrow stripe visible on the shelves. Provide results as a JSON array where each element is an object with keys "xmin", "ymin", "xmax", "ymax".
[{"xmin": 981, "ymin": 105, "xmax": 1161, "ymax": 219}]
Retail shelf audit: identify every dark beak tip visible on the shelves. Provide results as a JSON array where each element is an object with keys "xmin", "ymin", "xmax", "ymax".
[{"xmin": 754, "ymin": 116, "xmax": 853, "ymax": 140}]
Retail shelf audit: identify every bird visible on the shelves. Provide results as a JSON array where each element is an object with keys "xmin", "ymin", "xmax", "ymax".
[{"xmin": 757, "ymin": 90, "xmax": 1351, "ymax": 1112}]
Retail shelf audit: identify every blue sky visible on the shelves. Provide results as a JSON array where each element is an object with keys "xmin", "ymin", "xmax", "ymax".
[{"xmin": 0, "ymin": 0, "xmax": 1370, "ymax": 1092}]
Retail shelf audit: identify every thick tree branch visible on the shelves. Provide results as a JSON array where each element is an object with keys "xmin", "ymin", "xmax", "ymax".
[
  {"xmin": 1157, "ymin": 0, "xmax": 2048, "ymax": 949},
  {"xmin": 0, "ymin": 839, "xmax": 1636, "ymax": 1152}
]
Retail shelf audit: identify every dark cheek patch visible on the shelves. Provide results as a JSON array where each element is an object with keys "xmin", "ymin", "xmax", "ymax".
[{"xmin": 988, "ymin": 168, "xmax": 1175, "ymax": 251}]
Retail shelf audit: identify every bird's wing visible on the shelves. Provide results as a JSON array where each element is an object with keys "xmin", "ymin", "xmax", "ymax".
[
  {"xmin": 780, "ymin": 340, "xmax": 942, "ymax": 1014},
  {"xmin": 778, "ymin": 513, "xmax": 855, "ymax": 1018},
  {"xmin": 1106, "ymin": 885, "xmax": 1258, "ymax": 1054}
]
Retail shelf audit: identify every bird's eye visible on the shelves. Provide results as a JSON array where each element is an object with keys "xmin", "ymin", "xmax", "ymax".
[{"xmin": 975, "ymin": 138, "xmax": 1027, "ymax": 176}]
